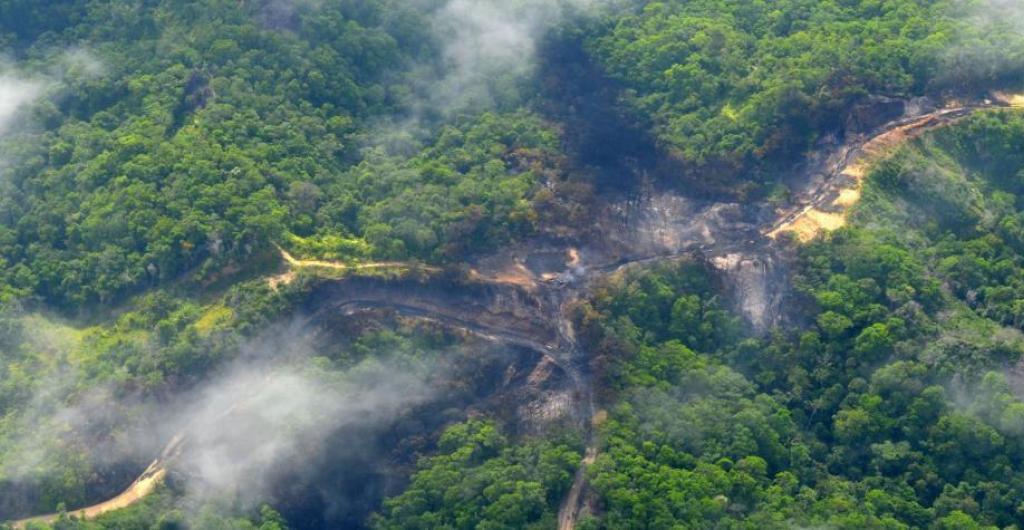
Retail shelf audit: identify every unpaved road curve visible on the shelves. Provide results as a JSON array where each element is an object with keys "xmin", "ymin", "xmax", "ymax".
[
  {"xmin": 768, "ymin": 101, "xmax": 1016, "ymax": 241},
  {"xmin": 12, "ymin": 467, "xmax": 165, "ymax": 529},
  {"xmin": 277, "ymin": 246, "xmax": 443, "ymax": 274},
  {"xmin": 11, "ymin": 435, "xmax": 186, "ymax": 529},
  {"xmin": 9, "ymin": 96, "xmax": 1022, "ymax": 529}
]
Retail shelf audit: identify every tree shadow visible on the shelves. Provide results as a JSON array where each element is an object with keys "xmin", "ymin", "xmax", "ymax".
[{"xmin": 534, "ymin": 31, "xmax": 726, "ymax": 201}]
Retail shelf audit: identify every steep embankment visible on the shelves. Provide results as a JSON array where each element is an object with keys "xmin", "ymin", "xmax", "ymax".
[{"xmin": 770, "ymin": 93, "xmax": 1024, "ymax": 242}]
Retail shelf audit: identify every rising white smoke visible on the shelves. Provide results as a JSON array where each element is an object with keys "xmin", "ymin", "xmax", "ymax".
[
  {"xmin": 0, "ymin": 315, "xmax": 436, "ymax": 520},
  {"xmin": 0, "ymin": 48, "xmax": 104, "ymax": 146},
  {"xmin": 0, "ymin": 48, "xmax": 106, "ymax": 212},
  {"xmin": 257, "ymin": 0, "xmax": 325, "ymax": 30}
]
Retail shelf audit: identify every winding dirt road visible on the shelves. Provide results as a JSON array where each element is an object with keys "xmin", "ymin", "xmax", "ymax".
[
  {"xmin": 10, "ymin": 435, "xmax": 185, "ymax": 529},
  {"xmin": 768, "ymin": 91, "xmax": 1024, "ymax": 242},
  {"xmin": 9, "ymin": 93, "xmax": 1023, "ymax": 529},
  {"xmin": 12, "ymin": 467, "xmax": 166, "ymax": 529}
]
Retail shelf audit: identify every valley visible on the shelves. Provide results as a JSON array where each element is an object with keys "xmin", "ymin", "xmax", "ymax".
[{"xmin": 14, "ymin": 90, "xmax": 1022, "ymax": 529}]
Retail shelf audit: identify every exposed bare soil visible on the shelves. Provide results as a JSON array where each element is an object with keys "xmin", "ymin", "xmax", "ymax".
[{"xmin": 13, "ymin": 92, "xmax": 1023, "ymax": 529}]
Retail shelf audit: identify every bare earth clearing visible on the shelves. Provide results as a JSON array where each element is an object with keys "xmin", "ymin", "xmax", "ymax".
[{"xmin": 12, "ymin": 93, "xmax": 1023, "ymax": 529}]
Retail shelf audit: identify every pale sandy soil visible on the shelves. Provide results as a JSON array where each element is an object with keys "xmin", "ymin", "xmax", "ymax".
[
  {"xmin": 12, "ymin": 464, "xmax": 166, "ymax": 529},
  {"xmin": 268, "ymin": 246, "xmax": 441, "ymax": 288},
  {"xmin": 558, "ymin": 445, "xmax": 600, "ymax": 530},
  {"xmin": 768, "ymin": 101, "xmax": 1024, "ymax": 242}
]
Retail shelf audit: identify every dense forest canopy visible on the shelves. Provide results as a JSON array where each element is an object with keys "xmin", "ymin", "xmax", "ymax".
[
  {"xmin": 1, "ymin": 0, "xmax": 1024, "ymax": 529},
  {"xmin": 584, "ymin": 0, "xmax": 1024, "ymax": 188},
  {"xmin": 1, "ymin": 0, "xmax": 1023, "ymax": 308},
  {"xmin": 0, "ymin": 0, "xmax": 584, "ymax": 310},
  {"xmin": 571, "ymin": 111, "xmax": 1024, "ymax": 529}
]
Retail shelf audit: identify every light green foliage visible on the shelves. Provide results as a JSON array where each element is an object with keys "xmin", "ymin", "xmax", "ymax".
[{"xmin": 5, "ymin": 489, "xmax": 291, "ymax": 530}]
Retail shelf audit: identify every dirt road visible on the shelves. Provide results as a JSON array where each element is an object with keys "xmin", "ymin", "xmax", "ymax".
[{"xmin": 9, "ymin": 94, "xmax": 1022, "ymax": 529}]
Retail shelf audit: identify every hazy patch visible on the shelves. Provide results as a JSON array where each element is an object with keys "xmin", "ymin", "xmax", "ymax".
[
  {"xmin": 0, "ymin": 47, "xmax": 106, "ymax": 169},
  {"xmin": 431, "ymin": 0, "xmax": 617, "ymax": 108},
  {"xmin": 0, "ymin": 72, "xmax": 45, "ymax": 135},
  {"xmin": 375, "ymin": 0, "xmax": 617, "ymax": 146},
  {"xmin": 58, "ymin": 47, "xmax": 106, "ymax": 80},
  {"xmin": 942, "ymin": 0, "xmax": 1024, "ymax": 87},
  {"xmin": 172, "ymin": 358, "xmax": 433, "ymax": 505},
  {"xmin": 257, "ymin": 0, "xmax": 324, "ymax": 30},
  {"xmin": 0, "ymin": 316, "xmax": 436, "ymax": 520}
]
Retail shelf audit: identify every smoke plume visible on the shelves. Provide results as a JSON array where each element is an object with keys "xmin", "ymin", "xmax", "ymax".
[{"xmin": 0, "ymin": 314, "xmax": 437, "ymax": 523}]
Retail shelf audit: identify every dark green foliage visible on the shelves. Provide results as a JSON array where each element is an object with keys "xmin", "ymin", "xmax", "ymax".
[
  {"xmin": 372, "ymin": 420, "xmax": 580, "ymax": 530},
  {"xmin": 583, "ymin": 0, "xmax": 1024, "ymax": 186},
  {"xmin": 583, "ymin": 261, "xmax": 742, "ymax": 358},
  {"xmin": 0, "ymin": 1, "xmax": 564, "ymax": 310},
  {"xmin": 1, "ymin": 0, "xmax": 415, "ymax": 308},
  {"xmin": 0, "ymin": 0, "xmax": 84, "ymax": 47},
  {"xmin": 5, "ymin": 1, "xmax": 1024, "ymax": 529},
  {"xmin": 577, "ymin": 263, "xmax": 814, "ymax": 528},
  {"xmin": 310, "ymin": 111, "xmax": 562, "ymax": 261},
  {"xmin": 577, "ymin": 111, "xmax": 1024, "ymax": 529}
]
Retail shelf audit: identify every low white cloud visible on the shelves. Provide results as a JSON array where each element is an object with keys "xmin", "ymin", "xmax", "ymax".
[
  {"xmin": 0, "ymin": 73, "xmax": 46, "ymax": 135},
  {"xmin": 172, "ymin": 359, "xmax": 433, "ymax": 500},
  {"xmin": 59, "ymin": 47, "xmax": 106, "ymax": 80},
  {"xmin": 940, "ymin": 0, "xmax": 1024, "ymax": 87},
  {"xmin": 419, "ymin": 0, "xmax": 617, "ymax": 112}
]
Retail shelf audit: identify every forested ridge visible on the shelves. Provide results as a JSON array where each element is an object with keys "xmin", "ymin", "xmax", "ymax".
[
  {"xmin": 1, "ymin": 0, "xmax": 1024, "ymax": 529},
  {"xmin": 0, "ymin": 0, "xmax": 571, "ymax": 310},
  {"xmin": 583, "ymin": 0, "xmax": 1024, "ymax": 191},
  {"xmin": 569, "ymin": 110, "xmax": 1024, "ymax": 529}
]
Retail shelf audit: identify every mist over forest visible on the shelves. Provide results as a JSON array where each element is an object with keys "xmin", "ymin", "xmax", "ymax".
[{"xmin": 2, "ymin": 0, "xmax": 1024, "ymax": 529}]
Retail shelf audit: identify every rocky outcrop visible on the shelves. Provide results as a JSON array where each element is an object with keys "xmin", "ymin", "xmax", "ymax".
[{"xmin": 711, "ymin": 252, "xmax": 786, "ymax": 333}]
